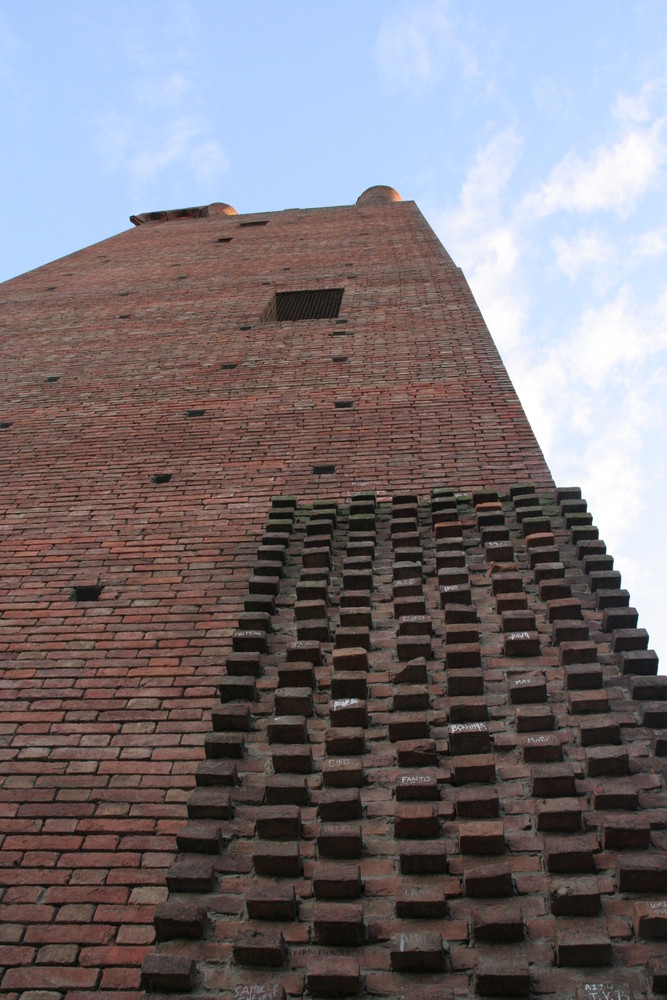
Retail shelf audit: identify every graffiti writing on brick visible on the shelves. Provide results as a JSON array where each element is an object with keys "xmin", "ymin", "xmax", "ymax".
[{"xmin": 582, "ymin": 984, "xmax": 634, "ymax": 1000}]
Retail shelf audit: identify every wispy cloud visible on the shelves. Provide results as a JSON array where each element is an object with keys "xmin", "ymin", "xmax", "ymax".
[
  {"xmin": 93, "ymin": 4, "xmax": 228, "ymax": 196},
  {"xmin": 552, "ymin": 229, "xmax": 617, "ymax": 284},
  {"xmin": 431, "ymin": 74, "xmax": 667, "ymax": 625},
  {"xmin": 522, "ymin": 121, "xmax": 666, "ymax": 218},
  {"xmin": 440, "ymin": 127, "xmax": 526, "ymax": 351},
  {"xmin": 374, "ymin": 0, "xmax": 478, "ymax": 94}
]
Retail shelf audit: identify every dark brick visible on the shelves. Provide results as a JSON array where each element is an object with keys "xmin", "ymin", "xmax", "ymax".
[
  {"xmin": 313, "ymin": 903, "xmax": 364, "ymax": 946},
  {"xmin": 389, "ymin": 931, "xmax": 444, "ymax": 971},
  {"xmin": 233, "ymin": 929, "xmax": 286, "ymax": 967},
  {"xmin": 141, "ymin": 953, "xmax": 196, "ymax": 992},
  {"xmin": 306, "ymin": 956, "xmax": 360, "ymax": 997},
  {"xmin": 246, "ymin": 884, "xmax": 297, "ymax": 921},
  {"xmin": 475, "ymin": 957, "xmax": 530, "ymax": 996}
]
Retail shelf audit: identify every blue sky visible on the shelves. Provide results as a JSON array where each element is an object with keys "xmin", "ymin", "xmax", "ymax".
[{"xmin": 1, "ymin": 0, "xmax": 666, "ymax": 668}]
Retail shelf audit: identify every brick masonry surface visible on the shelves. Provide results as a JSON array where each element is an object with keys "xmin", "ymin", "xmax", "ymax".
[{"xmin": 0, "ymin": 193, "xmax": 663, "ymax": 999}]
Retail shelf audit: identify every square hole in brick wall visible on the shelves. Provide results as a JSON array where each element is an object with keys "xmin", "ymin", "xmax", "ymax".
[
  {"xmin": 72, "ymin": 583, "xmax": 103, "ymax": 601},
  {"xmin": 152, "ymin": 473, "xmax": 172, "ymax": 484},
  {"xmin": 263, "ymin": 288, "xmax": 344, "ymax": 323}
]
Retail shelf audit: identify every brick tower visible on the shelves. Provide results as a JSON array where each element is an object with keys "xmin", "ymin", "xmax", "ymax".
[{"xmin": 0, "ymin": 186, "xmax": 664, "ymax": 999}]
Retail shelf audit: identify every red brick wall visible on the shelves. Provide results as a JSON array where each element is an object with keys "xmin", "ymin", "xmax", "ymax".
[{"xmin": 0, "ymin": 198, "xmax": 662, "ymax": 998}]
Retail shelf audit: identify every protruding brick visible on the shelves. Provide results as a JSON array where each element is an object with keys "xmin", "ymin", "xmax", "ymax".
[
  {"xmin": 475, "ymin": 957, "xmax": 530, "ymax": 996},
  {"xmin": 318, "ymin": 788, "xmax": 362, "ymax": 821},
  {"xmin": 233, "ymin": 929, "xmax": 286, "ymax": 967},
  {"xmin": 464, "ymin": 860, "xmax": 513, "ymax": 897},
  {"xmin": 550, "ymin": 876, "xmax": 600, "ymax": 916},
  {"xmin": 473, "ymin": 903, "xmax": 523, "ymax": 942},
  {"xmin": 313, "ymin": 903, "xmax": 364, "ymax": 945},
  {"xmin": 618, "ymin": 854, "xmax": 667, "ymax": 892},
  {"xmin": 253, "ymin": 842, "xmax": 301, "ymax": 877},
  {"xmin": 394, "ymin": 803, "xmax": 439, "ymax": 839},
  {"xmin": 317, "ymin": 823, "xmax": 362, "ymax": 859},
  {"xmin": 459, "ymin": 820, "xmax": 505, "ymax": 855},
  {"xmin": 322, "ymin": 758, "xmax": 363, "ymax": 788},
  {"xmin": 449, "ymin": 721, "xmax": 490, "ymax": 755},
  {"xmin": 399, "ymin": 840, "xmax": 447, "ymax": 874},
  {"xmin": 312, "ymin": 863, "xmax": 362, "ymax": 899},
  {"xmin": 634, "ymin": 900, "xmax": 667, "ymax": 938},
  {"xmin": 395, "ymin": 884, "xmax": 448, "ymax": 918},
  {"xmin": 453, "ymin": 754, "xmax": 496, "ymax": 785},
  {"xmin": 166, "ymin": 857, "xmax": 215, "ymax": 893},
  {"xmin": 154, "ymin": 901, "xmax": 208, "ymax": 940},
  {"xmin": 556, "ymin": 928, "xmax": 612, "ymax": 967},
  {"xmin": 141, "ymin": 954, "xmax": 196, "ymax": 992},
  {"xmin": 602, "ymin": 815, "xmax": 650, "ymax": 851},
  {"xmin": 509, "ymin": 674, "xmax": 546, "ymax": 704},
  {"xmin": 306, "ymin": 956, "xmax": 360, "ymax": 997},
  {"xmin": 545, "ymin": 834, "xmax": 597, "ymax": 873},
  {"xmin": 246, "ymin": 884, "xmax": 297, "ymax": 921},
  {"xmin": 256, "ymin": 805, "xmax": 301, "ymax": 840},
  {"xmin": 389, "ymin": 931, "xmax": 444, "ymax": 971},
  {"xmin": 176, "ymin": 821, "xmax": 223, "ymax": 855}
]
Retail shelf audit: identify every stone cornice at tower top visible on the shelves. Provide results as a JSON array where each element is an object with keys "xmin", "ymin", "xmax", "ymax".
[{"xmin": 129, "ymin": 184, "xmax": 403, "ymax": 226}]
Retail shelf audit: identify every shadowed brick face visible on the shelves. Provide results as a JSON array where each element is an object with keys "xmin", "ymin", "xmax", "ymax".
[{"xmin": 0, "ymin": 191, "xmax": 663, "ymax": 999}]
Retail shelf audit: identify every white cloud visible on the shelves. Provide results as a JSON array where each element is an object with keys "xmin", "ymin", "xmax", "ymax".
[
  {"xmin": 573, "ymin": 286, "xmax": 667, "ymax": 389},
  {"xmin": 437, "ymin": 127, "xmax": 526, "ymax": 350},
  {"xmin": 523, "ymin": 122, "xmax": 666, "ymax": 218},
  {"xmin": 613, "ymin": 77, "xmax": 667, "ymax": 124},
  {"xmin": 374, "ymin": 0, "xmax": 478, "ymax": 93},
  {"xmin": 633, "ymin": 225, "xmax": 667, "ymax": 259},
  {"xmin": 133, "ymin": 72, "xmax": 192, "ymax": 110},
  {"xmin": 93, "ymin": 6, "xmax": 228, "ymax": 194},
  {"xmin": 552, "ymin": 229, "xmax": 616, "ymax": 283}
]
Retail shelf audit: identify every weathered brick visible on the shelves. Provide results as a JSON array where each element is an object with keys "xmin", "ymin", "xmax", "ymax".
[
  {"xmin": 556, "ymin": 928, "xmax": 612, "ymax": 967},
  {"xmin": 475, "ymin": 957, "xmax": 530, "ymax": 996},
  {"xmin": 464, "ymin": 861, "xmax": 513, "ymax": 897},
  {"xmin": 317, "ymin": 824, "xmax": 363, "ymax": 859},
  {"xmin": 153, "ymin": 902, "xmax": 207, "ymax": 941},
  {"xmin": 306, "ymin": 956, "xmax": 360, "ymax": 997},
  {"xmin": 246, "ymin": 884, "xmax": 297, "ymax": 921},
  {"xmin": 233, "ymin": 929, "xmax": 286, "ymax": 967},
  {"xmin": 389, "ymin": 931, "xmax": 444, "ymax": 971},
  {"xmin": 141, "ymin": 953, "xmax": 196, "ymax": 992},
  {"xmin": 312, "ymin": 863, "xmax": 362, "ymax": 900},
  {"xmin": 473, "ymin": 903, "xmax": 524, "ymax": 942},
  {"xmin": 313, "ymin": 903, "xmax": 364, "ymax": 946}
]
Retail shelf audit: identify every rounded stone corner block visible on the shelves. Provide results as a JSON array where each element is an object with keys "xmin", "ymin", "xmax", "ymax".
[
  {"xmin": 356, "ymin": 185, "xmax": 402, "ymax": 206},
  {"xmin": 209, "ymin": 201, "xmax": 238, "ymax": 216}
]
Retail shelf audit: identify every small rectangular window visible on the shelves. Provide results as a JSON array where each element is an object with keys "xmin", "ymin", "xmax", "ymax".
[{"xmin": 263, "ymin": 288, "xmax": 344, "ymax": 323}]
